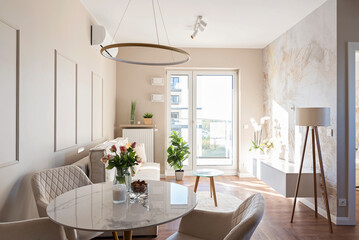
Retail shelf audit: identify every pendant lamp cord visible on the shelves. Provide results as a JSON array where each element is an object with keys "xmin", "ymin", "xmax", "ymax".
[
  {"xmin": 152, "ymin": 0, "xmax": 160, "ymax": 45},
  {"xmin": 111, "ymin": 0, "xmax": 132, "ymax": 44},
  {"xmin": 156, "ymin": 0, "xmax": 174, "ymax": 61},
  {"xmin": 109, "ymin": 0, "xmax": 174, "ymax": 61}
]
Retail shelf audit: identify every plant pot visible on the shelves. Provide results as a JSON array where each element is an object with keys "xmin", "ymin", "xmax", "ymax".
[
  {"xmin": 175, "ymin": 170, "xmax": 184, "ymax": 181},
  {"xmin": 144, "ymin": 118, "xmax": 152, "ymax": 125}
]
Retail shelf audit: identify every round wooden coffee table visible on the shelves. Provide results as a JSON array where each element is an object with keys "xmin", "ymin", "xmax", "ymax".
[{"xmin": 192, "ymin": 169, "xmax": 224, "ymax": 207}]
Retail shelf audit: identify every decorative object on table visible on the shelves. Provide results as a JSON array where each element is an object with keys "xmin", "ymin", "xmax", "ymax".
[
  {"xmin": 99, "ymin": 1, "xmax": 190, "ymax": 66},
  {"xmin": 249, "ymin": 116, "xmax": 271, "ymax": 154},
  {"xmin": 130, "ymin": 101, "xmax": 136, "ymax": 124},
  {"xmin": 291, "ymin": 107, "xmax": 333, "ymax": 233},
  {"xmin": 167, "ymin": 131, "xmax": 190, "ymax": 181},
  {"xmin": 192, "ymin": 169, "xmax": 224, "ymax": 207},
  {"xmin": 130, "ymin": 180, "xmax": 148, "ymax": 199},
  {"xmin": 101, "ymin": 142, "xmax": 142, "ymax": 201},
  {"xmin": 143, "ymin": 112, "xmax": 153, "ymax": 125}
]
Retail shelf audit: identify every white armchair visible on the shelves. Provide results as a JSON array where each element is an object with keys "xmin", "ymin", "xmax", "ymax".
[
  {"xmin": 167, "ymin": 193, "xmax": 265, "ymax": 240},
  {"xmin": 31, "ymin": 165, "xmax": 102, "ymax": 240},
  {"xmin": 0, "ymin": 217, "xmax": 67, "ymax": 240}
]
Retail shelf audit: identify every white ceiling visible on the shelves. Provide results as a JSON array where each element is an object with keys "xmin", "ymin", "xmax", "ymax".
[{"xmin": 81, "ymin": 0, "xmax": 327, "ymax": 48}]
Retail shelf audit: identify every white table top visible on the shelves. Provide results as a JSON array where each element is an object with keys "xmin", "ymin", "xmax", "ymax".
[
  {"xmin": 46, "ymin": 181, "xmax": 197, "ymax": 232},
  {"xmin": 192, "ymin": 168, "xmax": 224, "ymax": 177}
]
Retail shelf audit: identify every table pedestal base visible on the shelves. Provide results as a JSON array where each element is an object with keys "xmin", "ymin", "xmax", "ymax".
[{"xmin": 112, "ymin": 230, "xmax": 133, "ymax": 240}]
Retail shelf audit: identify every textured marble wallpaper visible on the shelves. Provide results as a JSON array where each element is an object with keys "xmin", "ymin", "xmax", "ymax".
[{"xmin": 263, "ymin": 0, "xmax": 337, "ymax": 215}]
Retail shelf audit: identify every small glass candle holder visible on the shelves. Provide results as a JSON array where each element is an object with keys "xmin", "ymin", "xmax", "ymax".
[{"xmin": 113, "ymin": 184, "xmax": 127, "ymax": 204}]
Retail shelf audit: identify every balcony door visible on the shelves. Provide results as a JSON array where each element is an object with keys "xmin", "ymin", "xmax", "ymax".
[{"xmin": 167, "ymin": 70, "xmax": 237, "ymax": 171}]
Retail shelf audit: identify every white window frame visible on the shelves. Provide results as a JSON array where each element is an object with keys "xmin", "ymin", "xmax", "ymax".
[{"xmin": 166, "ymin": 70, "xmax": 239, "ymax": 174}]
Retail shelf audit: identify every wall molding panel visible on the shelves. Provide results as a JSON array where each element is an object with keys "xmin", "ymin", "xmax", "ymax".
[
  {"xmin": 91, "ymin": 72, "xmax": 103, "ymax": 141},
  {"xmin": 77, "ymin": 67, "xmax": 92, "ymax": 144},
  {"xmin": 54, "ymin": 50, "xmax": 78, "ymax": 151},
  {"xmin": 0, "ymin": 19, "xmax": 19, "ymax": 168}
]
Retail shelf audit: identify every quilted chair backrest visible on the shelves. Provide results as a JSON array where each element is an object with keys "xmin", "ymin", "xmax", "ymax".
[
  {"xmin": 224, "ymin": 193, "xmax": 265, "ymax": 240},
  {"xmin": 31, "ymin": 165, "xmax": 92, "ymax": 217}
]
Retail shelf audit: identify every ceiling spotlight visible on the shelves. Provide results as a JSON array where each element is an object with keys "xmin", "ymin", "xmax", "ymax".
[
  {"xmin": 190, "ymin": 16, "xmax": 207, "ymax": 39},
  {"xmin": 198, "ymin": 25, "xmax": 204, "ymax": 32},
  {"xmin": 199, "ymin": 17, "xmax": 207, "ymax": 27},
  {"xmin": 191, "ymin": 30, "xmax": 198, "ymax": 39}
]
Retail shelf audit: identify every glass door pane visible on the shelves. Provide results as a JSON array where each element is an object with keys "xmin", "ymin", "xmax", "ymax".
[
  {"xmin": 195, "ymin": 74, "xmax": 233, "ymax": 166},
  {"xmin": 169, "ymin": 74, "xmax": 191, "ymax": 167}
]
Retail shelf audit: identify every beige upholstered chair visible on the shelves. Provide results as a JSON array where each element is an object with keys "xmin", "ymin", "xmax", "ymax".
[
  {"xmin": 167, "ymin": 193, "xmax": 265, "ymax": 240},
  {"xmin": 0, "ymin": 217, "xmax": 67, "ymax": 240},
  {"xmin": 31, "ymin": 165, "xmax": 102, "ymax": 240}
]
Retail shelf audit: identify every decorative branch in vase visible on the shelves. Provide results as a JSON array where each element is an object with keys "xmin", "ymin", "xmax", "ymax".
[{"xmin": 130, "ymin": 101, "xmax": 136, "ymax": 124}]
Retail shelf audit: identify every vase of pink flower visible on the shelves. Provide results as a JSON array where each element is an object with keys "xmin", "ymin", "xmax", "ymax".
[{"xmin": 101, "ymin": 142, "xmax": 142, "ymax": 196}]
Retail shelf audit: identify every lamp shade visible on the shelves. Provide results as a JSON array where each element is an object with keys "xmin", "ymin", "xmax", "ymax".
[{"xmin": 296, "ymin": 107, "xmax": 330, "ymax": 126}]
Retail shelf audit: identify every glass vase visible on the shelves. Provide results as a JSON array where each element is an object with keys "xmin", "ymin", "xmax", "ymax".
[{"xmin": 112, "ymin": 168, "xmax": 128, "ymax": 204}]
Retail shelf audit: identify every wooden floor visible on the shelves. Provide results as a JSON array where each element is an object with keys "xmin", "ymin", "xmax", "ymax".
[{"xmin": 103, "ymin": 176, "xmax": 359, "ymax": 240}]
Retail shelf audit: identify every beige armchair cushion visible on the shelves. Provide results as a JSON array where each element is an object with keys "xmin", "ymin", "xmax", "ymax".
[
  {"xmin": 0, "ymin": 217, "xmax": 67, "ymax": 240},
  {"xmin": 31, "ymin": 165, "xmax": 92, "ymax": 217},
  {"xmin": 31, "ymin": 165, "xmax": 101, "ymax": 240},
  {"xmin": 167, "ymin": 193, "xmax": 265, "ymax": 240}
]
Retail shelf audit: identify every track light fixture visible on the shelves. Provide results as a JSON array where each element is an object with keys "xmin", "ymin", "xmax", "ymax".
[{"xmin": 191, "ymin": 16, "xmax": 207, "ymax": 39}]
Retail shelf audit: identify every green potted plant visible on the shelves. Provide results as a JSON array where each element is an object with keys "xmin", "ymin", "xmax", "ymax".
[
  {"xmin": 167, "ymin": 131, "xmax": 190, "ymax": 181},
  {"xmin": 143, "ymin": 112, "xmax": 153, "ymax": 125}
]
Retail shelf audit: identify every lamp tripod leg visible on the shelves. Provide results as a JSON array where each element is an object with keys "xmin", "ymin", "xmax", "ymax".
[
  {"xmin": 314, "ymin": 127, "xmax": 333, "ymax": 233},
  {"xmin": 291, "ymin": 126, "xmax": 310, "ymax": 223},
  {"xmin": 312, "ymin": 128, "xmax": 318, "ymax": 218}
]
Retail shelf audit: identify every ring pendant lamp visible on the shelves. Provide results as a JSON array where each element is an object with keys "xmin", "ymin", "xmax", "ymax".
[{"xmin": 100, "ymin": 0, "xmax": 190, "ymax": 66}]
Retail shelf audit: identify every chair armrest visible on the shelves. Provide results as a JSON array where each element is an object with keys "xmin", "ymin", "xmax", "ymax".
[
  {"xmin": 72, "ymin": 156, "xmax": 90, "ymax": 176},
  {"xmin": 179, "ymin": 209, "xmax": 233, "ymax": 240}
]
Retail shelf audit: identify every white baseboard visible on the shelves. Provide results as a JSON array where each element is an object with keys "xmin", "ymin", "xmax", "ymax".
[
  {"xmin": 238, "ymin": 172, "xmax": 256, "ymax": 178},
  {"xmin": 299, "ymin": 199, "xmax": 337, "ymax": 224}
]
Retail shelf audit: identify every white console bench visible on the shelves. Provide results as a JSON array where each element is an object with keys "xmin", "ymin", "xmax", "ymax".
[{"xmin": 252, "ymin": 157, "xmax": 320, "ymax": 197}]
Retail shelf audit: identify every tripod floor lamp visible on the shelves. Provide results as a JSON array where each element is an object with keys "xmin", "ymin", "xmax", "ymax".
[{"xmin": 291, "ymin": 107, "xmax": 333, "ymax": 233}]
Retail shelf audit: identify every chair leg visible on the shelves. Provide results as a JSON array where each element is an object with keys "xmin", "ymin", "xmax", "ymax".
[
  {"xmin": 194, "ymin": 176, "xmax": 200, "ymax": 193},
  {"xmin": 312, "ymin": 128, "xmax": 318, "ymax": 218},
  {"xmin": 314, "ymin": 127, "xmax": 333, "ymax": 233},
  {"xmin": 291, "ymin": 126, "xmax": 309, "ymax": 223}
]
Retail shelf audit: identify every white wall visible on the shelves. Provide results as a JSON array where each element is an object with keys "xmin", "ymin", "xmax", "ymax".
[
  {"xmin": 0, "ymin": 0, "xmax": 116, "ymax": 221},
  {"xmin": 116, "ymin": 48, "xmax": 263, "ymax": 174}
]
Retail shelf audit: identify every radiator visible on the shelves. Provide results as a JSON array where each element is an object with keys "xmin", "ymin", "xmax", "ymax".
[{"xmin": 122, "ymin": 128, "xmax": 154, "ymax": 163}]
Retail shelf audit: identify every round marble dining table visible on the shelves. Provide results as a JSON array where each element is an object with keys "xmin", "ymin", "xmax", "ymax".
[{"xmin": 46, "ymin": 180, "xmax": 198, "ymax": 240}]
